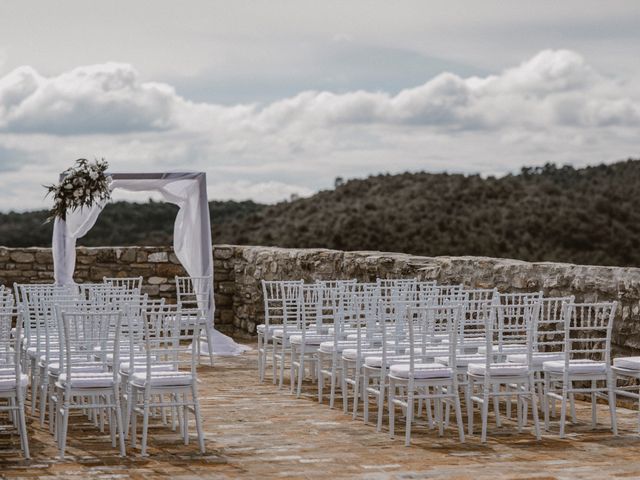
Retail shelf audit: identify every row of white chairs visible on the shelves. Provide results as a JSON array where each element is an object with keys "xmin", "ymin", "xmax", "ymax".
[
  {"xmin": 258, "ymin": 278, "xmax": 640, "ymax": 445},
  {"xmin": 0, "ymin": 277, "xmax": 211, "ymax": 459}
]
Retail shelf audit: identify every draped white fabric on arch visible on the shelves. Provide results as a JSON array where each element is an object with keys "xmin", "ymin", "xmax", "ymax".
[{"xmin": 52, "ymin": 171, "xmax": 247, "ymax": 356}]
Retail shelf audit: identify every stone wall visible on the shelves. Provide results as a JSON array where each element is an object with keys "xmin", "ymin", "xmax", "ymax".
[{"xmin": 2, "ymin": 245, "xmax": 640, "ymax": 353}]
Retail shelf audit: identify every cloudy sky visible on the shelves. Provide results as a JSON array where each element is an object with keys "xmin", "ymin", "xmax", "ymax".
[{"xmin": 0, "ymin": 0, "xmax": 639, "ymax": 211}]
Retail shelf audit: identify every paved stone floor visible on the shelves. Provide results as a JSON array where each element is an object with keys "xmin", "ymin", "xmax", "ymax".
[{"xmin": 2, "ymin": 345, "xmax": 640, "ymax": 479}]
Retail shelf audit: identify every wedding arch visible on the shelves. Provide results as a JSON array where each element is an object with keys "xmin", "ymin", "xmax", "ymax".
[{"xmin": 52, "ymin": 171, "xmax": 245, "ymax": 356}]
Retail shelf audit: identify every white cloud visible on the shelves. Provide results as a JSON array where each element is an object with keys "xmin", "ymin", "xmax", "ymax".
[
  {"xmin": 0, "ymin": 63, "xmax": 177, "ymax": 134},
  {"xmin": 1, "ymin": 49, "xmax": 638, "ymax": 137},
  {"xmin": 0, "ymin": 49, "xmax": 639, "ymax": 213}
]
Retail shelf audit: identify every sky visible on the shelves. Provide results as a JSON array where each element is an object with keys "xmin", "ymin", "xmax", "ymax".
[{"xmin": 0, "ymin": 0, "xmax": 639, "ymax": 211}]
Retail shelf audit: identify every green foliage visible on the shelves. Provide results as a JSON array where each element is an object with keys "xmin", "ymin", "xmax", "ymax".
[{"xmin": 3, "ymin": 160, "xmax": 640, "ymax": 267}]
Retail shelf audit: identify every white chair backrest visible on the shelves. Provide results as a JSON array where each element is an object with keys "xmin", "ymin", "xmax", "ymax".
[
  {"xmin": 103, "ymin": 276, "xmax": 143, "ymax": 292},
  {"xmin": 141, "ymin": 306, "xmax": 199, "ymax": 379},
  {"xmin": 406, "ymin": 303, "xmax": 463, "ymax": 373},
  {"xmin": 492, "ymin": 292, "xmax": 542, "ymax": 353},
  {"xmin": 175, "ymin": 275, "xmax": 212, "ymax": 315},
  {"xmin": 561, "ymin": 301, "xmax": 617, "ymax": 366},
  {"xmin": 535, "ymin": 295, "xmax": 575, "ymax": 353},
  {"xmin": 59, "ymin": 309, "xmax": 122, "ymax": 382},
  {"xmin": 0, "ymin": 292, "xmax": 15, "ymax": 363},
  {"xmin": 261, "ymin": 280, "xmax": 303, "ymax": 329}
]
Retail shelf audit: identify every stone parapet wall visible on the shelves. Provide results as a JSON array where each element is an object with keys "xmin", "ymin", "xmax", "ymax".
[{"xmin": 2, "ymin": 245, "xmax": 640, "ymax": 353}]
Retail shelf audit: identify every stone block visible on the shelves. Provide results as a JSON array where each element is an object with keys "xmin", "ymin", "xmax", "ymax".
[
  {"xmin": 148, "ymin": 252, "xmax": 168, "ymax": 263},
  {"xmin": 10, "ymin": 252, "xmax": 35, "ymax": 263},
  {"xmin": 148, "ymin": 276, "xmax": 168, "ymax": 285}
]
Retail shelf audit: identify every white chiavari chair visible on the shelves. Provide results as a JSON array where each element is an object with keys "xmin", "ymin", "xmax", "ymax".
[
  {"xmin": 467, "ymin": 294, "xmax": 541, "ymax": 442},
  {"xmin": 387, "ymin": 302, "xmax": 466, "ymax": 445},
  {"xmin": 175, "ymin": 275, "xmax": 214, "ymax": 366},
  {"xmin": 317, "ymin": 281, "xmax": 360, "ymax": 407},
  {"xmin": 258, "ymin": 279, "xmax": 303, "ymax": 383},
  {"xmin": 126, "ymin": 307, "xmax": 205, "ymax": 455},
  {"xmin": 271, "ymin": 281, "xmax": 305, "ymax": 389},
  {"xmin": 54, "ymin": 309, "xmax": 126, "ymax": 458},
  {"xmin": 505, "ymin": 295, "xmax": 573, "ymax": 426},
  {"xmin": 0, "ymin": 293, "xmax": 30, "ymax": 459},
  {"xmin": 542, "ymin": 301, "xmax": 617, "ymax": 437}
]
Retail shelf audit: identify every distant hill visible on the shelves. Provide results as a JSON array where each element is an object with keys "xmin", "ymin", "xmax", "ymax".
[{"xmin": 2, "ymin": 160, "xmax": 640, "ymax": 267}]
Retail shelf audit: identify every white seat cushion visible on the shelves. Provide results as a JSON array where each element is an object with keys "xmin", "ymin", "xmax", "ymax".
[
  {"xmin": 468, "ymin": 362, "xmax": 529, "ymax": 376},
  {"xmin": 543, "ymin": 359, "xmax": 607, "ymax": 375},
  {"xmin": 477, "ymin": 344, "xmax": 528, "ymax": 355},
  {"xmin": 120, "ymin": 362, "xmax": 177, "ymax": 375},
  {"xmin": 319, "ymin": 341, "xmax": 355, "ymax": 354},
  {"xmin": 342, "ymin": 348, "xmax": 385, "ymax": 361},
  {"xmin": 435, "ymin": 354, "xmax": 484, "ymax": 366},
  {"xmin": 389, "ymin": 363, "xmax": 452, "ymax": 379},
  {"xmin": 130, "ymin": 372, "xmax": 194, "ymax": 387},
  {"xmin": 613, "ymin": 356, "xmax": 640, "ymax": 371},
  {"xmin": 346, "ymin": 334, "xmax": 384, "ymax": 342},
  {"xmin": 47, "ymin": 362, "xmax": 105, "ymax": 376},
  {"xmin": 289, "ymin": 334, "xmax": 332, "ymax": 345},
  {"xmin": 257, "ymin": 324, "xmax": 280, "ymax": 335},
  {"xmin": 507, "ymin": 352, "xmax": 565, "ymax": 366},
  {"xmin": 365, "ymin": 355, "xmax": 408, "ymax": 368},
  {"xmin": 58, "ymin": 372, "xmax": 116, "ymax": 388},
  {"xmin": 272, "ymin": 328, "xmax": 302, "ymax": 339},
  {"xmin": 0, "ymin": 374, "xmax": 29, "ymax": 390}
]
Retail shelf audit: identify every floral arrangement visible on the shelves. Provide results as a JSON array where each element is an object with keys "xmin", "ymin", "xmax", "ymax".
[{"xmin": 45, "ymin": 158, "xmax": 111, "ymax": 221}]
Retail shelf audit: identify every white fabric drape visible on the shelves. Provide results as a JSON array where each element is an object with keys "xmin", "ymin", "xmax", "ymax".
[{"xmin": 52, "ymin": 171, "xmax": 246, "ymax": 355}]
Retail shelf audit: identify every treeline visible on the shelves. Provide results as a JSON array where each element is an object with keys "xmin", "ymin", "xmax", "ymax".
[{"xmin": 2, "ymin": 160, "xmax": 640, "ymax": 267}]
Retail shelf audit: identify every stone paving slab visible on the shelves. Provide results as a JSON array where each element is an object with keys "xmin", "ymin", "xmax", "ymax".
[{"xmin": 2, "ymin": 345, "xmax": 640, "ymax": 479}]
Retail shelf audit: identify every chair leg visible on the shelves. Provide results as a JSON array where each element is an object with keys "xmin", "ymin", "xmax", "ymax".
[
  {"xmin": 115, "ymin": 389, "xmax": 126, "ymax": 457},
  {"xmin": 296, "ymin": 353, "xmax": 305, "ymax": 398},
  {"xmin": 437, "ymin": 389, "xmax": 445, "ymax": 437},
  {"xmin": 183, "ymin": 394, "xmax": 189, "ymax": 445},
  {"xmin": 492, "ymin": 383, "xmax": 501, "ymax": 427},
  {"xmin": 559, "ymin": 387, "xmax": 568, "ymax": 438},
  {"xmin": 467, "ymin": 380, "xmax": 474, "ymax": 436},
  {"xmin": 204, "ymin": 321, "xmax": 215, "ymax": 367},
  {"xmin": 608, "ymin": 376, "xmax": 618, "ymax": 436},
  {"xmin": 130, "ymin": 390, "xmax": 138, "ymax": 448},
  {"xmin": 192, "ymin": 384, "xmax": 206, "ymax": 454},
  {"xmin": 317, "ymin": 355, "xmax": 324, "ymax": 403},
  {"xmin": 352, "ymin": 365, "xmax": 361, "ymax": 420},
  {"xmin": 279, "ymin": 345, "xmax": 286, "ymax": 389},
  {"xmin": 289, "ymin": 348, "xmax": 296, "ymax": 394},
  {"xmin": 362, "ymin": 369, "xmax": 370, "ymax": 424},
  {"xmin": 141, "ymin": 401, "xmax": 151, "ymax": 456},
  {"xmin": 404, "ymin": 386, "xmax": 414, "ymax": 447},
  {"xmin": 329, "ymin": 361, "xmax": 337, "ymax": 409},
  {"xmin": 388, "ymin": 378, "xmax": 396, "ymax": 438},
  {"xmin": 453, "ymin": 388, "xmax": 465, "ymax": 443},
  {"xmin": 108, "ymin": 398, "xmax": 116, "ymax": 447},
  {"xmin": 342, "ymin": 362, "xmax": 349, "ymax": 414},
  {"xmin": 18, "ymin": 396, "xmax": 30, "ymax": 459},
  {"xmin": 59, "ymin": 394, "xmax": 70, "ymax": 459},
  {"xmin": 425, "ymin": 394, "xmax": 434, "ymax": 429},
  {"xmin": 530, "ymin": 380, "xmax": 541, "ymax": 441},
  {"xmin": 480, "ymin": 389, "xmax": 490, "ymax": 443},
  {"xmin": 39, "ymin": 378, "xmax": 49, "ymax": 427},
  {"xmin": 591, "ymin": 380, "xmax": 598, "ymax": 428},
  {"xmin": 377, "ymin": 374, "xmax": 386, "ymax": 432}
]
